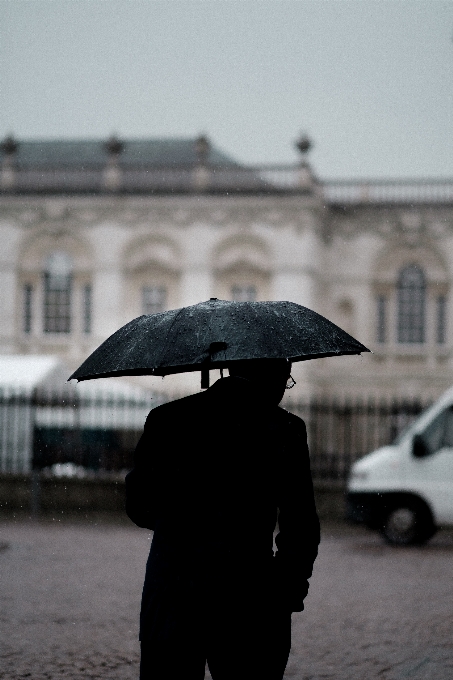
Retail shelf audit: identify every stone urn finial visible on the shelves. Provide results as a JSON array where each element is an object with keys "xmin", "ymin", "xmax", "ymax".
[
  {"xmin": 295, "ymin": 133, "xmax": 312, "ymax": 157},
  {"xmin": 195, "ymin": 134, "xmax": 210, "ymax": 165},
  {"xmin": 104, "ymin": 134, "xmax": 124, "ymax": 156},
  {"xmin": 294, "ymin": 133, "xmax": 316, "ymax": 191},
  {"xmin": 103, "ymin": 134, "xmax": 123, "ymax": 191},
  {"xmin": 1, "ymin": 134, "xmax": 18, "ymax": 191},
  {"xmin": 1, "ymin": 134, "xmax": 18, "ymax": 156}
]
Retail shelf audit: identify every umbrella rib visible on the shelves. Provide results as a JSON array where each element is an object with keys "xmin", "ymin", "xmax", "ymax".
[{"xmin": 153, "ymin": 306, "xmax": 187, "ymax": 373}]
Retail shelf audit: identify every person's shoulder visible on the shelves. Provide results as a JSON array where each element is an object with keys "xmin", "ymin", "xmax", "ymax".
[
  {"xmin": 160, "ymin": 390, "xmax": 204, "ymax": 410},
  {"xmin": 275, "ymin": 405, "xmax": 307, "ymax": 432},
  {"xmin": 144, "ymin": 391, "xmax": 205, "ymax": 424}
]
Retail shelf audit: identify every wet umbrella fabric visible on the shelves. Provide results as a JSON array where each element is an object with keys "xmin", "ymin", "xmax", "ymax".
[{"xmin": 69, "ymin": 299, "xmax": 369, "ymax": 383}]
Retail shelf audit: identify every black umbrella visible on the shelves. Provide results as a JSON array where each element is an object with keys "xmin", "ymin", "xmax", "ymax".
[{"xmin": 69, "ymin": 298, "xmax": 370, "ymax": 387}]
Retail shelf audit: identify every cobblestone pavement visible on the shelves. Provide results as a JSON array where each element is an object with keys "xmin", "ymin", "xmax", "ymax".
[{"xmin": 0, "ymin": 516, "xmax": 452, "ymax": 680}]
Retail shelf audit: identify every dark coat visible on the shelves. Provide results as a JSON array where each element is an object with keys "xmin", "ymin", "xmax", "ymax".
[{"xmin": 126, "ymin": 376, "xmax": 320, "ymax": 640}]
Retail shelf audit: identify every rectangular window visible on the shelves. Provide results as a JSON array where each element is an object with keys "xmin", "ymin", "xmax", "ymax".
[
  {"xmin": 23, "ymin": 284, "xmax": 33, "ymax": 334},
  {"xmin": 43, "ymin": 273, "xmax": 71, "ymax": 333},
  {"xmin": 376, "ymin": 295, "xmax": 386, "ymax": 343},
  {"xmin": 437, "ymin": 295, "xmax": 447, "ymax": 344},
  {"xmin": 83, "ymin": 284, "xmax": 92, "ymax": 334},
  {"xmin": 397, "ymin": 286, "xmax": 425, "ymax": 343},
  {"xmin": 142, "ymin": 286, "xmax": 167, "ymax": 315},
  {"xmin": 231, "ymin": 285, "xmax": 257, "ymax": 302},
  {"xmin": 397, "ymin": 265, "xmax": 425, "ymax": 344}
]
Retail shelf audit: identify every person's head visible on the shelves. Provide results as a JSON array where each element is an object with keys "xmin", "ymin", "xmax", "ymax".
[{"xmin": 227, "ymin": 358, "xmax": 292, "ymax": 405}]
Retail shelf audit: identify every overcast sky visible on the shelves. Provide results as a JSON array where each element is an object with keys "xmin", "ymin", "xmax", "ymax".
[{"xmin": 1, "ymin": 0, "xmax": 452, "ymax": 178}]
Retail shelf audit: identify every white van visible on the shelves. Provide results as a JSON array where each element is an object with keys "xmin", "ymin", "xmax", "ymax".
[{"xmin": 347, "ymin": 387, "xmax": 453, "ymax": 545}]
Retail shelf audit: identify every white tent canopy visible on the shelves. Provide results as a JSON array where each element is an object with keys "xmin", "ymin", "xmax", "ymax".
[
  {"xmin": 0, "ymin": 355, "xmax": 67, "ymax": 392},
  {"xmin": 0, "ymin": 354, "xmax": 156, "ymax": 399}
]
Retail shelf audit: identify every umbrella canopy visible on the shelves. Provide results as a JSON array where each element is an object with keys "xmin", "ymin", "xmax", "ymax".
[{"xmin": 69, "ymin": 299, "xmax": 370, "ymax": 384}]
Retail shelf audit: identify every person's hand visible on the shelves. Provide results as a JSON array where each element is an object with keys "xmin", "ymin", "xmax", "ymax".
[{"xmin": 272, "ymin": 561, "xmax": 309, "ymax": 612}]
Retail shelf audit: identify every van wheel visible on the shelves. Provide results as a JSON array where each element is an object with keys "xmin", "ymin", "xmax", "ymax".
[{"xmin": 381, "ymin": 501, "xmax": 436, "ymax": 546}]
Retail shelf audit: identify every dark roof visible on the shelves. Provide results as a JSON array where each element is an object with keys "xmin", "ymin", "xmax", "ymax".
[
  {"xmin": 0, "ymin": 137, "xmax": 239, "ymax": 169},
  {"xmin": 0, "ymin": 135, "xmax": 314, "ymax": 196}
]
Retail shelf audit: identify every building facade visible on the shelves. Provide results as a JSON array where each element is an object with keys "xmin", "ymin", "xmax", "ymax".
[{"xmin": 1, "ymin": 134, "xmax": 453, "ymax": 398}]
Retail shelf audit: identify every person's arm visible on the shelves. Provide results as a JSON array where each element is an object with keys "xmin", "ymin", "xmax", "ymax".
[
  {"xmin": 274, "ymin": 416, "xmax": 320, "ymax": 612},
  {"xmin": 125, "ymin": 408, "xmax": 161, "ymax": 530}
]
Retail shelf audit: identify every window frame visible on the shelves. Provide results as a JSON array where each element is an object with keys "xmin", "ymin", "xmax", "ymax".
[
  {"xmin": 43, "ymin": 271, "xmax": 72, "ymax": 335},
  {"xmin": 231, "ymin": 284, "xmax": 257, "ymax": 302},
  {"xmin": 397, "ymin": 264, "xmax": 426, "ymax": 345},
  {"xmin": 376, "ymin": 294, "xmax": 387, "ymax": 344},
  {"xmin": 142, "ymin": 285, "xmax": 167, "ymax": 315},
  {"xmin": 23, "ymin": 283, "xmax": 33, "ymax": 334},
  {"xmin": 436, "ymin": 295, "xmax": 447, "ymax": 345},
  {"xmin": 83, "ymin": 283, "xmax": 92, "ymax": 334}
]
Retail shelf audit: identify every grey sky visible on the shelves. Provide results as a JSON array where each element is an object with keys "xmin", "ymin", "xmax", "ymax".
[{"xmin": 1, "ymin": 0, "xmax": 452, "ymax": 178}]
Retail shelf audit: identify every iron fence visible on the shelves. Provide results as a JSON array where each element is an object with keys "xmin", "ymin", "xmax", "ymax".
[
  {"xmin": 0, "ymin": 388, "xmax": 431, "ymax": 481},
  {"xmin": 0, "ymin": 387, "xmax": 167, "ymax": 475},
  {"xmin": 285, "ymin": 396, "xmax": 431, "ymax": 480}
]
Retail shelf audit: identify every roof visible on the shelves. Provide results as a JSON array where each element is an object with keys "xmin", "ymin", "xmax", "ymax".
[
  {"xmin": 0, "ymin": 355, "xmax": 65, "ymax": 391},
  {"xmin": 0, "ymin": 138, "xmax": 239, "ymax": 169},
  {"xmin": 1, "ymin": 136, "xmax": 452, "ymax": 202},
  {"xmin": 0, "ymin": 354, "xmax": 157, "ymax": 402}
]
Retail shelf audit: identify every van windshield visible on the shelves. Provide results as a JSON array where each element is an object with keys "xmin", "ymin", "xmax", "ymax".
[
  {"xmin": 394, "ymin": 405, "xmax": 453, "ymax": 451},
  {"xmin": 421, "ymin": 406, "xmax": 453, "ymax": 454}
]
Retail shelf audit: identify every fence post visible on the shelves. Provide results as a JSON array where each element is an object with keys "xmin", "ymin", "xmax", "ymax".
[
  {"xmin": 30, "ymin": 389, "xmax": 41, "ymax": 517},
  {"xmin": 30, "ymin": 468, "xmax": 41, "ymax": 518}
]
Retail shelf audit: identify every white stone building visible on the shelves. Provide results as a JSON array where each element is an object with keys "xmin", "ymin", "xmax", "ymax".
[{"xmin": 1, "ymin": 133, "xmax": 453, "ymax": 399}]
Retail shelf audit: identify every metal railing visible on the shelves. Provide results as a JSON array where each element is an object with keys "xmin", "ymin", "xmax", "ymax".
[
  {"xmin": 0, "ymin": 388, "xmax": 430, "ymax": 481},
  {"xmin": 0, "ymin": 387, "xmax": 167, "ymax": 475},
  {"xmin": 2, "ymin": 164, "xmax": 452, "ymax": 202},
  {"xmin": 285, "ymin": 396, "xmax": 430, "ymax": 480},
  {"xmin": 1, "ymin": 165, "xmax": 307, "ymax": 195},
  {"xmin": 323, "ymin": 178, "xmax": 453, "ymax": 204}
]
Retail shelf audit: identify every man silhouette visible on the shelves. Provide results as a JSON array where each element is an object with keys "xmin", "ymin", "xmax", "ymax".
[{"xmin": 126, "ymin": 359, "xmax": 320, "ymax": 680}]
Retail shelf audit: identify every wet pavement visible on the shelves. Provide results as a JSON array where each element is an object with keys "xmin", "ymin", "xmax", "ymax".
[{"xmin": 0, "ymin": 516, "xmax": 452, "ymax": 680}]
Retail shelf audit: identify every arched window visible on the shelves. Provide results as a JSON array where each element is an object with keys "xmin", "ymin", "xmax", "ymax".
[
  {"xmin": 142, "ymin": 285, "xmax": 167, "ymax": 314},
  {"xmin": 376, "ymin": 295, "xmax": 387, "ymax": 343},
  {"xmin": 231, "ymin": 285, "xmax": 257, "ymax": 302},
  {"xmin": 43, "ymin": 252, "xmax": 73, "ymax": 333},
  {"xmin": 397, "ymin": 264, "xmax": 426, "ymax": 343}
]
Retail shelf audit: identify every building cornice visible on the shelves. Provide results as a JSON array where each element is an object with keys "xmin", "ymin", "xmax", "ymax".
[{"xmin": 0, "ymin": 194, "xmax": 325, "ymax": 232}]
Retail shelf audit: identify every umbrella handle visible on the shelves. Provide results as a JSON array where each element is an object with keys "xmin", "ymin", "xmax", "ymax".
[
  {"xmin": 201, "ymin": 367, "xmax": 210, "ymax": 389},
  {"xmin": 201, "ymin": 342, "xmax": 227, "ymax": 389}
]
